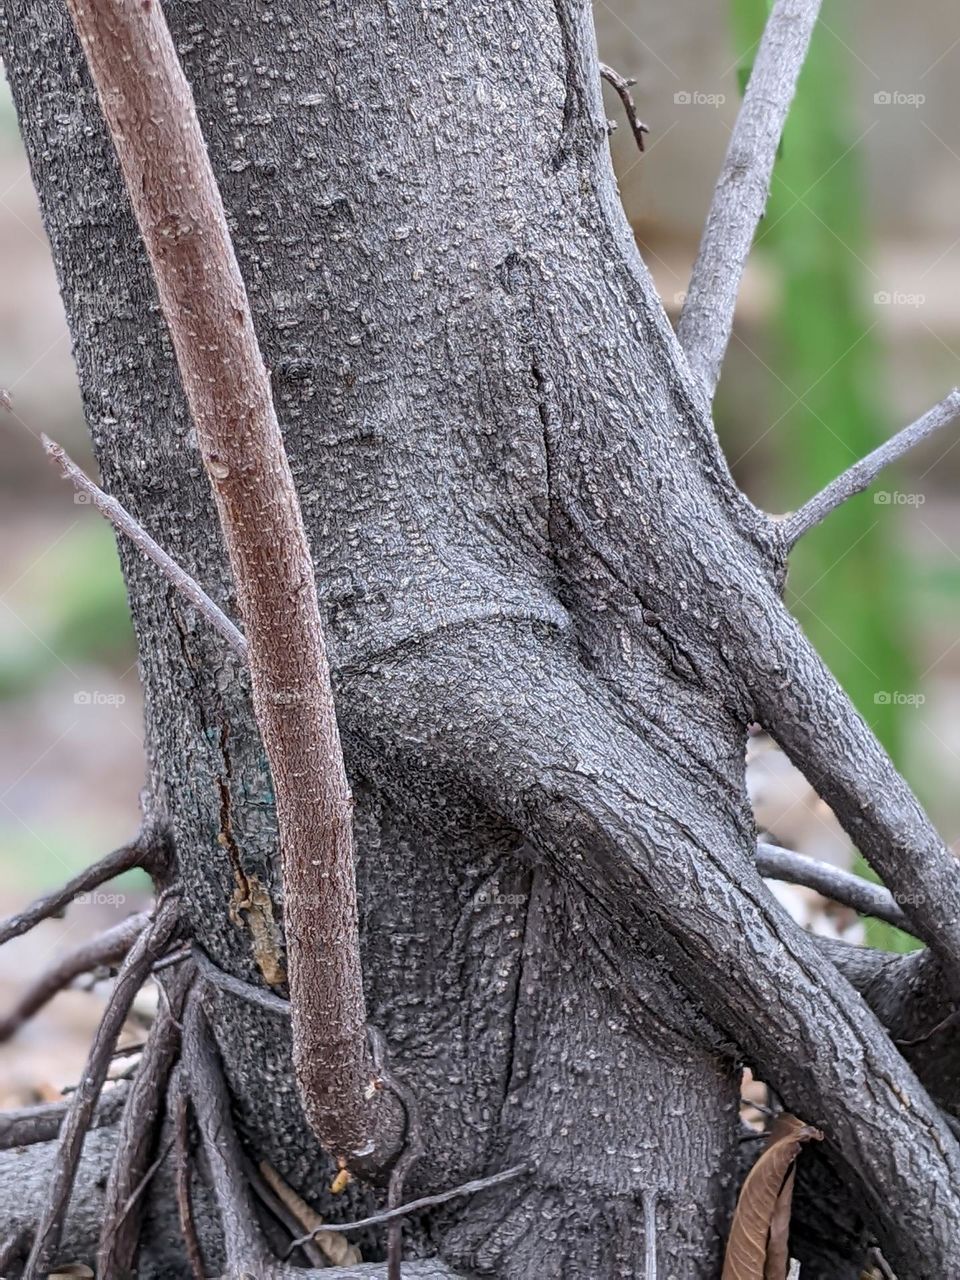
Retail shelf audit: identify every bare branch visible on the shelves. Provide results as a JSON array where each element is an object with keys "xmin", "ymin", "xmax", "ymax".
[
  {"xmin": 677, "ymin": 0, "xmax": 823, "ymax": 398},
  {"xmin": 44, "ymin": 435, "xmax": 247, "ymax": 660},
  {"xmin": 0, "ymin": 911, "xmax": 148, "ymax": 1043},
  {"xmin": 756, "ymin": 842, "xmax": 912, "ymax": 933},
  {"xmin": 22, "ymin": 893, "xmax": 180, "ymax": 1279},
  {"xmin": 0, "ymin": 1082, "xmax": 129, "ymax": 1152},
  {"xmin": 64, "ymin": 0, "xmax": 380, "ymax": 1163},
  {"xmin": 0, "ymin": 836, "xmax": 153, "ymax": 948},
  {"xmin": 180, "ymin": 993, "xmax": 272, "ymax": 1276},
  {"xmin": 781, "ymin": 389, "xmax": 960, "ymax": 547},
  {"xmin": 599, "ymin": 63, "xmax": 648, "ymax": 153},
  {"xmin": 750, "ymin": 615, "xmax": 960, "ymax": 986},
  {"xmin": 97, "ymin": 961, "xmax": 194, "ymax": 1278},
  {"xmin": 285, "ymin": 1163, "xmax": 529, "ymax": 1256}
]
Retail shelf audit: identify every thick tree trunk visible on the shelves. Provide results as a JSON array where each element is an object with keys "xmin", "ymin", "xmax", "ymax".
[{"xmin": 3, "ymin": 1, "xmax": 960, "ymax": 1277}]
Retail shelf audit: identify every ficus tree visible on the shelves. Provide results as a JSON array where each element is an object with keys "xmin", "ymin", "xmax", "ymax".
[{"xmin": 0, "ymin": 0, "xmax": 958, "ymax": 1277}]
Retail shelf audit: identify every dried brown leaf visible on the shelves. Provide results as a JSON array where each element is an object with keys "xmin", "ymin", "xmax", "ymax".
[{"xmin": 722, "ymin": 1113, "xmax": 822, "ymax": 1280}]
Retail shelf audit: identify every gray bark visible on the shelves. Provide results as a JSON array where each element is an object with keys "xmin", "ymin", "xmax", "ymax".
[{"xmin": 1, "ymin": 1, "xmax": 959, "ymax": 1277}]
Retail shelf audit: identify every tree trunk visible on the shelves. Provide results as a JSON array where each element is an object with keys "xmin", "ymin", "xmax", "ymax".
[{"xmin": 3, "ymin": 1, "xmax": 960, "ymax": 1277}]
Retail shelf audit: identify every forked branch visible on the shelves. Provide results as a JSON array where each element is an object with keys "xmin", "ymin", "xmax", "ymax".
[
  {"xmin": 678, "ymin": 0, "xmax": 823, "ymax": 398},
  {"xmin": 599, "ymin": 63, "xmax": 648, "ymax": 153},
  {"xmin": 63, "ymin": 0, "xmax": 381, "ymax": 1160},
  {"xmin": 781, "ymin": 389, "xmax": 960, "ymax": 547}
]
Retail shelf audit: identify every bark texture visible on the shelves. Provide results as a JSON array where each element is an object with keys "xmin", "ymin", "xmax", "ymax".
[{"xmin": 2, "ymin": 1, "xmax": 960, "ymax": 1277}]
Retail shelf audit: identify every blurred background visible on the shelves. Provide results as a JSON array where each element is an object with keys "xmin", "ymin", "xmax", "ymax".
[{"xmin": 1, "ymin": 0, "xmax": 960, "ymax": 1090}]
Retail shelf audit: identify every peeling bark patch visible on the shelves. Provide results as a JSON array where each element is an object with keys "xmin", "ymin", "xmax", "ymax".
[
  {"xmin": 218, "ymin": 724, "xmax": 286, "ymax": 987},
  {"xmin": 228, "ymin": 873, "xmax": 287, "ymax": 989}
]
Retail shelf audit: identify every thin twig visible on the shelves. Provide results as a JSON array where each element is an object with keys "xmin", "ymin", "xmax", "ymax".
[
  {"xmin": 643, "ymin": 1189, "xmax": 658, "ymax": 1280},
  {"xmin": 180, "ymin": 992, "xmax": 272, "ymax": 1275},
  {"xmin": 781, "ymin": 389, "xmax": 960, "ymax": 547},
  {"xmin": 369, "ymin": 1026, "xmax": 425, "ymax": 1280},
  {"xmin": 0, "ymin": 837, "xmax": 151, "ymax": 948},
  {"xmin": 65, "ymin": 0, "xmax": 378, "ymax": 1161},
  {"xmin": 44, "ymin": 435, "xmax": 247, "ymax": 660},
  {"xmin": 172, "ymin": 1078, "xmax": 206, "ymax": 1280},
  {"xmin": 0, "ymin": 911, "xmax": 148, "ymax": 1043},
  {"xmin": 599, "ymin": 63, "xmax": 648, "ymax": 152},
  {"xmin": 677, "ymin": 0, "xmax": 823, "ymax": 398},
  {"xmin": 97, "ymin": 961, "xmax": 194, "ymax": 1277},
  {"xmin": 285, "ymin": 1163, "xmax": 529, "ymax": 1256},
  {"xmin": 756, "ymin": 841, "xmax": 913, "ymax": 933},
  {"xmin": 0, "ymin": 1081, "xmax": 129, "ymax": 1151},
  {"xmin": 22, "ymin": 893, "xmax": 180, "ymax": 1280}
]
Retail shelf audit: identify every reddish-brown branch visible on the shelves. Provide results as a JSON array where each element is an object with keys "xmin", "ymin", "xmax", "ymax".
[
  {"xmin": 0, "ymin": 911, "xmax": 148, "ymax": 1043},
  {"xmin": 22, "ymin": 893, "xmax": 180, "ymax": 1279},
  {"xmin": 63, "ymin": 0, "xmax": 376, "ymax": 1161}
]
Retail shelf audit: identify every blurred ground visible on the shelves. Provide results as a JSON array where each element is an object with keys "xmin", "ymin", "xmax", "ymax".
[{"xmin": 2, "ymin": 3, "xmax": 960, "ymax": 1091}]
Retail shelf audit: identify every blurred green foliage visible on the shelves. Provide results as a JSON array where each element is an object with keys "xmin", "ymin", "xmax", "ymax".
[
  {"xmin": 0, "ymin": 820, "xmax": 149, "ymax": 896},
  {"xmin": 729, "ymin": 0, "xmax": 918, "ymax": 950},
  {"xmin": 0, "ymin": 520, "xmax": 135, "ymax": 700}
]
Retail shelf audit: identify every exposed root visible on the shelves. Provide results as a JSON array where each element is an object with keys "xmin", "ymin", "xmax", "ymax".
[
  {"xmin": 0, "ymin": 1081, "xmax": 130, "ymax": 1152},
  {"xmin": 0, "ymin": 911, "xmax": 149, "ymax": 1043},
  {"xmin": 0, "ymin": 827, "xmax": 164, "ymax": 949},
  {"xmin": 172, "ymin": 1075, "xmax": 206, "ymax": 1280},
  {"xmin": 21, "ymin": 892, "xmax": 181, "ymax": 1279},
  {"xmin": 97, "ymin": 958, "xmax": 194, "ymax": 1277},
  {"xmin": 180, "ymin": 991, "xmax": 272, "ymax": 1275}
]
